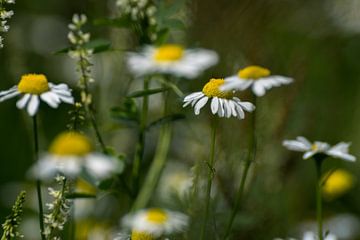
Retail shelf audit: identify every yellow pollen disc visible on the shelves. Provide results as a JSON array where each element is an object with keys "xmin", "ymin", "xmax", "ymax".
[
  {"xmin": 238, "ymin": 65, "xmax": 271, "ymax": 80},
  {"xmin": 311, "ymin": 144, "xmax": 318, "ymax": 151},
  {"xmin": 49, "ymin": 131, "xmax": 92, "ymax": 156},
  {"xmin": 202, "ymin": 78, "xmax": 233, "ymax": 99},
  {"xmin": 322, "ymin": 169, "xmax": 355, "ymax": 200},
  {"xmin": 131, "ymin": 231, "xmax": 155, "ymax": 240},
  {"xmin": 154, "ymin": 44, "xmax": 184, "ymax": 62},
  {"xmin": 145, "ymin": 209, "xmax": 168, "ymax": 224},
  {"xmin": 18, "ymin": 74, "xmax": 49, "ymax": 94}
]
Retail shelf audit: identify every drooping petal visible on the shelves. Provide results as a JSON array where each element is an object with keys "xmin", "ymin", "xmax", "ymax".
[
  {"xmin": 27, "ymin": 95, "xmax": 40, "ymax": 116},
  {"xmin": 16, "ymin": 94, "xmax": 31, "ymax": 109},
  {"xmin": 40, "ymin": 92, "xmax": 60, "ymax": 108},
  {"xmin": 252, "ymin": 81, "xmax": 266, "ymax": 97},
  {"xmin": 211, "ymin": 97, "xmax": 219, "ymax": 114},
  {"xmin": 194, "ymin": 96, "xmax": 208, "ymax": 115}
]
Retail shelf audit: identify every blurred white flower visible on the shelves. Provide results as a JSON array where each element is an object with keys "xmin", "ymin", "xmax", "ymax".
[
  {"xmin": 283, "ymin": 136, "xmax": 356, "ymax": 161},
  {"xmin": 122, "ymin": 208, "xmax": 188, "ymax": 237},
  {"xmin": 28, "ymin": 131, "xmax": 123, "ymax": 180},
  {"xmin": 183, "ymin": 78, "xmax": 255, "ymax": 119},
  {"xmin": 127, "ymin": 44, "xmax": 218, "ymax": 79},
  {"xmin": 221, "ymin": 65, "xmax": 293, "ymax": 96},
  {"xmin": 302, "ymin": 231, "xmax": 337, "ymax": 240},
  {"xmin": 0, "ymin": 74, "xmax": 74, "ymax": 116}
]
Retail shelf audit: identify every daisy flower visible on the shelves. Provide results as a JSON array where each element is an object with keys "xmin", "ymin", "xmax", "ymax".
[
  {"xmin": 183, "ymin": 78, "xmax": 255, "ymax": 119},
  {"xmin": 221, "ymin": 65, "xmax": 293, "ymax": 96},
  {"xmin": 282, "ymin": 136, "xmax": 356, "ymax": 161},
  {"xmin": 0, "ymin": 74, "xmax": 74, "ymax": 116},
  {"xmin": 122, "ymin": 208, "xmax": 188, "ymax": 238},
  {"xmin": 127, "ymin": 44, "xmax": 218, "ymax": 79},
  {"xmin": 28, "ymin": 131, "xmax": 123, "ymax": 181}
]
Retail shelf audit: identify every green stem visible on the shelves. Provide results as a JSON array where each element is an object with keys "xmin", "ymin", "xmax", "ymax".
[
  {"xmin": 132, "ymin": 77, "xmax": 150, "ymax": 195},
  {"xmin": 33, "ymin": 116, "xmax": 45, "ymax": 240},
  {"xmin": 131, "ymin": 87, "xmax": 172, "ymax": 210},
  {"xmin": 223, "ymin": 94, "xmax": 257, "ymax": 240},
  {"xmin": 200, "ymin": 118, "xmax": 218, "ymax": 240},
  {"xmin": 131, "ymin": 123, "xmax": 172, "ymax": 210},
  {"xmin": 315, "ymin": 158, "xmax": 324, "ymax": 240}
]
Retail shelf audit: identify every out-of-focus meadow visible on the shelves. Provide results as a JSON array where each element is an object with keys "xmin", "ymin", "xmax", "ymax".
[{"xmin": 1, "ymin": 0, "xmax": 360, "ymax": 239}]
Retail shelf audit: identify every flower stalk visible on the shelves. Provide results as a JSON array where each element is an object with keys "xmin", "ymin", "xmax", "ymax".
[
  {"xmin": 33, "ymin": 115, "xmax": 46, "ymax": 240},
  {"xmin": 315, "ymin": 157, "xmax": 324, "ymax": 240},
  {"xmin": 224, "ymin": 94, "xmax": 257, "ymax": 239},
  {"xmin": 200, "ymin": 117, "xmax": 218, "ymax": 240}
]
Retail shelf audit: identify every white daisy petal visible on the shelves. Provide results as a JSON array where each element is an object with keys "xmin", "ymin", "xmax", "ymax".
[
  {"xmin": 16, "ymin": 94, "xmax": 31, "ymax": 109},
  {"xmin": 252, "ymin": 81, "xmax": 266, "ymax": 96},
  {"xmin": 211, "ymin": 97, "xmax": 219, "ymax": 114},
  {"xmin": 0, "ymin": 86, "xmax": 17, "ymax": 97},
  {"xmin": 0, "ymin": 90, "xmax": 20, "ymax": 102},
  {"xmin": 194, "ymin": 96, "xmax": 208, "ymax": 115},
  {"xmin": 327, "ymin": 142, "xmax": 356, "ymax": 162},
  {"xmin": 234, "ymin": 102, "xmax": 245, "ymax": 119},
  {"xmin": 85, "ymin": 153, "xmax": 123, "ymax": 180},
  {"xmin": 27, "ymin": 95, "xmax": 40, "ymax": 116},
  {"xmin": 40, "ymin": 92, "xmax": 60, "ymax": 108},
  {"xmin": 296, "ymin": 136, "xmax": 312, "ymax": 148},
  {"xmin": 217, "ymin": 98, "xmax": 224, "ymax": 117},
  {"xmin": 184, "ymin": 92, "xmax": 203, "ymax": 102},
  {"xmin": 228, "ymin": 100, "xmax": 237, "ymax": 117},
  {"xmin": 283, "ymin": 139, "xmax": 311, "ymax": 152},
  {"xmin": 303, "ymin": 151, "xmax": 317, "ymax": 159},
  {"xmin": 223, "ymin": 99, "xmax": 231, "ymax": 118}
]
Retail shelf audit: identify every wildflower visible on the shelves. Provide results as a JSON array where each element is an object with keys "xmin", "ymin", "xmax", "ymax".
[
  {"xmin": 282, "ymin": 136, "xmax": 356, "ymax": 161},
  {"xmin": 1, "ymin": 191, "xmax": 25, "ymax": 240},
  {"xmin": 0, "ymin": 74, "xmax": 74, "ymax": 116},
  {"xmin": 122, "ymin": 208, "xmax": 188, "ymax": 237},
  {"xmin": 183, "ymin": 78, "xmax": 255, "ymax": 118},
  {"xmin": 322, "ymin": 169, "xmax": 355, "ymax": 199},
  {"xmin": 43, "ymin": 175, "xmax": 71, "ymax": 239},
  {"xmin": 28, "ymin": 131, "xmax": 123, "ymax": 180},
  {"xmin": 221, "ymin": 65, "xmax": 293, "ymax": 96},
  {"xmin": 127, "ymin": 44, "xmax": 218, "ymax": 79},
  {"xmin": 67, "ymin": 14, "xmax": 94, "ymax": 105},
  {"xmin": 303, "ymin": 231, "xmax": 337, "ymax": 240},
  {"xmin": 0, "ymin": 0, "xmax": 15, "ymax": 48}
]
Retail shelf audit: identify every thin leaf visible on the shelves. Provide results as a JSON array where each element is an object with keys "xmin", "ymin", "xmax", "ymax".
[
  {"xmin": 127, "ymin": 87, "xmax": 169, "ymax": 98},
  {"xmin": 53, "ymin": 39, "xmax": 111, "ymax": 55},
  {"xmin": 66, "ymin": 192, "xmax": 97, "ymax": 199},
  {"xmin": 147, "ymin": 114, "xmax": 185, "ymax": 130},
  {"xmin": 155, "ymin": 77, "xmax": 184, "ymax": 97}
]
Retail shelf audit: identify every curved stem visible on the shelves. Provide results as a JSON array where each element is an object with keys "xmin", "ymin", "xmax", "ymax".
[
  {"xmin": 315, "ymin": 158, "xmax": 324, "ymax": 240},
  {"xmin": 200, "ymin": 118, "xmax": 218, "ymax": 240},
  {"xmin": 223, "ymin": 95, "xmax": 257, "ymax": 240},
  {"xmin": 33, "ymin": 116, "xmax": 45, "ymax": 240}
]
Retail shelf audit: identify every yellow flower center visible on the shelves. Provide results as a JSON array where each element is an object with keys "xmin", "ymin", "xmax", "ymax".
[
  {"xmin": 238, "ymin": 65, "xmax": 271, "ymax": 80},
  {"xmin": 311, "ymin": 144, "xmax": 318, "ymax": 151},
  {"xmin": 202, "ymin": 78, "xmax": 233, "ymax": 99},
  {"xmin": 322, "ymin": 169, "xmax": 355, "ymax": 200},
  {"xmin": 154, "ymin": 44, "xmax": 184, "ymax": 62},
  {"xmin": 131, "ymin": 231, "xmax": 155, "ymax": 240},
  {"xmin": 49, "ymin": 132, "xmax": 92, "ymax": 156},
  {"xmin": 145, "ymin": 209, "xmax": 168, "ymax": 224},
  {"xmin": 18, "ymin": 74, "xmax": 49, "ymax": 94}
]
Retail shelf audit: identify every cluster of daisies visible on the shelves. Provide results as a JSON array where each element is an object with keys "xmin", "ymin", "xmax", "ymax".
[{"xmin": 0, "ymin": 40, "xmax": 357, "ymax": 239}]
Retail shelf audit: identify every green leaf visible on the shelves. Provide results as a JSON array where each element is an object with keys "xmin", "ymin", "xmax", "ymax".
[
  {"xmin": 147, "ymin": 114, "xmax": 185, "ymax": 130},
  {"xmin": 53, "ymin": 39, "xmax": 111, "ymax": 55},
  {"xmin": 111, "ymin": 98, "xmax": 139, "ymax": 125},
  {"xmin": 86, "ymin": 39, "xmax": 111, "ymax": 53},
  {"xmin": 155, "ymin": 77, "xmax": 184, "ymax": 97},
  {"xmin": 98, "ymin": 178, "xmax": 115, "ymax": 191},
  {"xmin": 127, "ymin": 87, "xmax": 169, "ymax": 98},
  {"xmin": 66, "ymin": 192, "xmax": 97, "ymax": 199}
]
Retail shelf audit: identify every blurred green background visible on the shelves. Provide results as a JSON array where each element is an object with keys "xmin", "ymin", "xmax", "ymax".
[{"xmin": 1, "ymin": 0, "xmax": 360, "ymax": 239}]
